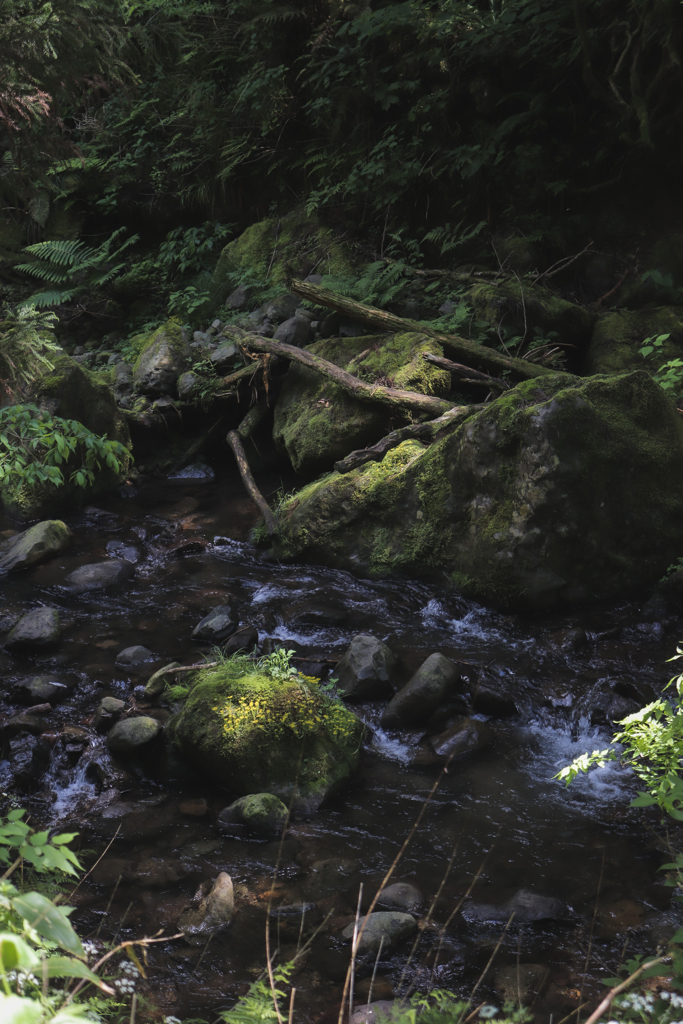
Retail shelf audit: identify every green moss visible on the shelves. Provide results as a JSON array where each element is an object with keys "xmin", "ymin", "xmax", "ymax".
[
  {"xmin": 272, "ymin": 333, "xmax": 451, "ymax": 475},
  {"xmin": 133, "ymin": 318, "xmax": 187, "ymax": 372},
  {"xmin": 470, "ymin": 279, "xmax": 596, "ymax": 348},
  {"xmin": 587, "ymin": 307, "xmax": 683, "ymax": 386},
  {"xmin": 276, "ymin": 370, "xmax": 683, "ymax": 611},
  {"xmin": 209, "ymin": 210, "xmax": 363, "ymax": 306},
  {"xmin": 167, "ymin": 664, "xmax": 363, "ymax": 807}
]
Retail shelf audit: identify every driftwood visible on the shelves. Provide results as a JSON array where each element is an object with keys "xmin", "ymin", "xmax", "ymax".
[
  {"xmin": 334, "ymin": 405, "xmax": 482, "ymax": 474},
  {"xmin": 422, "ymin": 352, "xmax": 509, "ymax": 391},
  {"xmin": 288, "ymin": 280, "xmax": 554, "ymax": 381},
  {"xmin": 227, "ymin": 429, "xmax": 279, "ymax": 535},
  {"xmin": 240, "ymin": 335, "xmax": 454, "ymax": 419}
]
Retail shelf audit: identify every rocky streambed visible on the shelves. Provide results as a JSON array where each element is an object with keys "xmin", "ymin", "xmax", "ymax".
[{"xmin": 0, "ymin": 465, "xmax": 680, "ymax": 1022}]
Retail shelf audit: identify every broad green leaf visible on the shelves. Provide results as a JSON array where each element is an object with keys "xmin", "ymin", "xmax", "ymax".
[
  {"xmin": 0, "ymin": 994, "xmax": 42, "ymax": 1024},
  {"xmin": 51, "ymin": 833, "xmax": 78, "ymax": 846},
  {"xmin": 0, "ymin": 932, "xmax": 40, "ymax": 972},
  {"xmin": 45, "ymin": 955, "xmax": 115, "ymax": 993},
  {"xmin": 12, "ymin": 893, "xmax": 84, "ymax": 958}
]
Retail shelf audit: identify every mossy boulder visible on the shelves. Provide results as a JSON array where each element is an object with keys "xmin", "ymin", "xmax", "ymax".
[
  {"xmin": 167, "ymin": 663, "xmax": 364, "ymax": 813},
  {"xmin": 3, "ymin": 357, "xmax": 131, "ymax": 521},
  {"xmin": 133, "ymin": 320, "xmax": 190, "ymax": 395},
  {"xmin": 208, "ymin": 209, "xmax": 362, "ymax": 307},
  {"xmin": 586, "ymin": 307, "xmax": 683, "ymax": 388},
  {"xmin": 273, "ymin": 333, "xmax": 451, "ymax": 475},
  {"xmin": 274, "ymin": 370, "xmax": 683, "ymax": 611},
  {"xmin": 470, "ymin": 280, "xmax": 596, "ymax": 349}
]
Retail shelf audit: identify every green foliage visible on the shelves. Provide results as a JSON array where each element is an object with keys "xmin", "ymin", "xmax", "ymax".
[
  {"xmin": 0, "ymin": 403, "xmax": 129, "ymax": 492},
  {"xmin": 638, "ymin": 334, "xmax": 683, "ymax": 394},
  {"xmin": 556, "ymin": 644, "xmax": 683, "ymax": 819},
  {"xmin": 0, "ymin": 810, "xmax": 81, "ymax": 878},
  {"xmin": 257, "ymin": 647, "xmax": 299, "ymax": 683},
  {"xmin": 0, "ymin": 306, "xmax": 61, "ymax": 398},
  {"xmin": 15, "ymin": 228, "xmax": 139, "ymax": 309}
]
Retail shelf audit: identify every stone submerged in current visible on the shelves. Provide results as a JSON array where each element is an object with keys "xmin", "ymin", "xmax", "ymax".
[
  {"xmin": 0, "ymin": 520, "xmax": 72, "ymax": 572},
  {"xmin": 6, "ymin": 608, "xmax": 60, "ymax": 649},
  {"xmin": 335, "ymin": 634, "xmax": 397, "ymax": 701},
  {"xmin": 218, "ymin": 792, "xmax": 289, "ymax": 834},
  {"xmin": 381, "ymin": 653, "xmax": 459, "ymax": 727},
  {"xmin": 177, "ymin": 872, "xmax": 235, "ymax": 945},
  {"xmin": 63, "ymin": 559, "xmax": 134, "ymax": 594},
  {"xmin": 192, "ymin": 605, "xmax": 237, "ymax": 642},
  {"xmin": 275, "ymin": 370, "xmax": 683, "ymax": 611},
  {"xmin": 341, "ymin": 912, "xmax": 416, "ymax": 954},
  {"xmin": 107, "ymin": 716, "xmax": 162, "ymax": 755}
]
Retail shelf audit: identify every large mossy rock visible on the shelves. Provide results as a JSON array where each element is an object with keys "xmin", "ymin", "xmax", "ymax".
[
  {"xmin": 275, "ymin": 370, "xmax": 683, "ymax": 611},
  {"xmin": 470, "ymin": 280, "xmax": 596, "ymax": 349},
  {"xmin": 273, "ymin": 333, "xmax": 451, "ymax": 475},
  {"xmin": 209, "ymin": 210, "xmax": 361, "ymax": 307},
  {"xmin": 586, "ymin": 307, "xmax": 683, "ymax": 387},
  {"xmin": 3, "ymin": 357, "xmax": 131, "ymax": 520},
  {"xmin": 167, "ymin": 664, "xmax": 364, "ymax": 813},
  {"xmin": 133, "ymin": 320, "xmax": 190, "ymax": 395}
]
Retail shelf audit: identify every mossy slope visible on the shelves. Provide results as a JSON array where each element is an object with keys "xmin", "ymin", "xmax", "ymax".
[
  {"xmin": 587, "ymin": 306, "xmax": 683, "ymax": 388},
  {"xmin": 273, "ymin": 333, "xmax": 451, "ymax": 475},
  {"xmin": 167, "ymin": 665, "xmax": 363, "ymax": 813},
  {"xmin": 276, "ymin": 370, "xmax": 683, "ymax": 611}
]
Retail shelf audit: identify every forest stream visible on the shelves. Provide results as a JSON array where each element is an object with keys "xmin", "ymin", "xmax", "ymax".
[{"xmin": 0, "ymin": 466, "xmax": 678, "ymax": 1024}]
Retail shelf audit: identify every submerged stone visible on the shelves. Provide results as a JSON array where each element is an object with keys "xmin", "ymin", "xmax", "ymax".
[
  {"xmin": 177, "ymin": 872, "xmax": 235, "ymax": 945},
  {"xmin": 107, "ymin": 716, "xmax": 162, "ymax": 755},
  {"xmin": 192, "ymin": 605, "xmax": 237, "ymax": 642},
  {"xmin": 218, "ymin": 792, "xmax": 289, "ymax": 834},
  {"xmin": 341, "ymin": 912, "xmax": 416, "ymax": 954},
  {"xmin": 335, "ymin": 634, "xmax": 397, "ymax": 701},
  {"xmin": 382, "ymin": 653, "xmax": 459, "ymax": 727},
  {"xmin": 7, "ymin": 608, "xmax": 60, "ymax": 649},
  {"xmin": 63, "ymin": 559, "xmax": 134, "ymax": 594},
  {"xmin": 275, "ymin": 371, "xmax": 683, "ymax": 611}
]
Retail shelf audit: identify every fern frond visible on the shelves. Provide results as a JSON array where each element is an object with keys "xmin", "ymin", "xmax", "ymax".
[
  {"xmin": 22, "ymin": 288, "xmax": 79, "ymax": 308},
  {"xmin": 23, "ymin": 239, "xmax": 88, "ymax": 267}
]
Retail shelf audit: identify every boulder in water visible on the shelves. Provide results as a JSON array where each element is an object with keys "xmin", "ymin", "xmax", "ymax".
[
  {"xmin": 0, "ymin": 521, "xmax": 71, "ymax": 572},
  {"xmin": 341, "ymin": 912, "xmax": 416, "ymax": 954},
  {"xmin": 115, "ymin": 645, "xmax": 155, "ymax": 668},
  {"xmin": 275, "ymin": 371, "xmax": 683, "ymax": 611},
  {"xmin": 167, "ymin": 462, "xmax": 215, "ymax": 485},
  {"xmin": 63, "ymin": 559, "xmax": 134, "ymax": 594},
  {"xmin": 167, "ymin": 662, "xmax": 363, "ymax": 813},
  {"xmin": 218, "ymin": 792, "xmax": 288, "ymax": 834},
  {"xmin": 376, "ymin": 882, "xmax": 423, "ymax": 913},
  {"xmin": 335, "ymin": 634, "xmax": 397, "ymax": 701},
  {"xmin": 95, "ymin": 697, "xmax": 127, "ymax": 732},
  {"xmin": 192, "ymin": 605, "xmax": 237, "ymax": 643},
  {"xmin": 428, "ymin": 718, "xmax": 493, "ymax": 761},
  {"xmin": 382, "ymin": 653, "xmax": 459, "ymax": 727},
  {"xmin": 177, "ymin": 872, "xmax": 235, "ymax": 945},
  {"xmin": 6, "ymin": 608, "xmax": 60, "ymax": 650},
  {"xmin": 107, "ymin": 716, "xmax": 162, "ymax": 756}
]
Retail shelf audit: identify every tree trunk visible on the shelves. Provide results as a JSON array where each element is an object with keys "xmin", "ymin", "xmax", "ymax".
[
  {"xmin": 288, "ymin": 280, "xmax": 555, "ymax": 381},
  {"xmin": 226, "ymin": 429, "xmax": 279, "ymax": 535}
]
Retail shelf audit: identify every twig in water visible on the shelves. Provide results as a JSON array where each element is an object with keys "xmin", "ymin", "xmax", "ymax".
[{"xmin": 349, "ymin": 882, "xmax": 365, "ymax": 1022}]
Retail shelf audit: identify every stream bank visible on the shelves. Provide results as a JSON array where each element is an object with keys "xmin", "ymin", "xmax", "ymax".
[{"xmin": 0, "ymin": 466, "xmax": 679, "ymax": 1023}]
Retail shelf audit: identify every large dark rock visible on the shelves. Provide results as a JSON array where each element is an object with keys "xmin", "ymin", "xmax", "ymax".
[
  {"xmin": 218, "ymin": 793, "xmax": 288, "ymax": 834},
  {"xmin": 586, "ymin": 306, "xmax": 683, "ymax": 389},
  {"xmin": 276, "ymin": 371, "xmax": 683, "ymax": 611},
  {"xmin": 6, "ymin": 608, "xmax": 60, "ymax": 649},
  {"xmin": 428, "ymin": 718, "xmax": 493, "ymax": 761},
  {"xmin": 335, "ymin": 634, "xmax": 397, "ymax": 701},
  {"xmin": 133, "ymin": 320, "xmax": 190, "ymax": 395},
  {"xmin": 382, "ymin": 653, "xmax": 459, "ymax": 727},
  {"xmin": 107, "ymin": 716, "xmax": 162, "ymax": 755},
  {"xmin": 341, "ymin": 912, "xmax": 416, "ymax": 954},
  {"xmin": 63, "ymin": 559, "xmax": 134, "ymax": 594},
  {"xmin": 177, "ymin": 872, "xmax": 235, "ymax": 946},
  {"xmin": 192, "ymin": 605, "xmax": 237, "ymax": 643}
]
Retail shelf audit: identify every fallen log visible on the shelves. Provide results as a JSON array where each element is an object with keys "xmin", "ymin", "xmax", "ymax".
[
  {"xmin": 227, "ymin": 429, "xmax": 279, "ymax": 536},
  {"xmin": 422, "ymin": 352, "xmax": 509, "ymax": 391},
  {"xmin": 238, "ymin": 334, "xmax": 454, "ymax": 419},
  {"xmin": 288, "ymin": 280, "xmax": 554, "ymax": 381},
  {"xmin": 334, "ymin": 404, "xmax": 481, "ymax": 474}
]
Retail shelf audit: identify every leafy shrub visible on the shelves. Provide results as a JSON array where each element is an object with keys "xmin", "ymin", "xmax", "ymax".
[
  {"xmin": 0, "ymin": 403, "xmax": 129, "ymax": 492},
  {"xmin": 0, "ymin": 305, "xmax": 61, "ymax": 400}
]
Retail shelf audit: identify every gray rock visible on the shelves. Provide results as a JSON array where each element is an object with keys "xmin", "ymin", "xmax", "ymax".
[
  {"xmin": 193, "ymin": 331, "xmax": 212, "ymax": 345},
  {"xmin": 295, "ymin": 307, "xmax": 315, "ymax": 323},
  {"xmin": 115, "ymin": 645, "xmax": 155, "ymax": 667},
  {"xmin": 210, "ymin": 343, "xmax": 240, "ymax": 371},
  {"xmin": 351, "ymin": 1003, "xmax": 399, "ymax": 1024},
  {"xmin": 6, "ymin": 608, "xmax": 60, "ymax": 650},
  {"xmin": 222, "ymin": 627, "xmax": 258, "ymax": 656},
  {"xmin": 0, "ymin": 521, "xmax": 72, "ymax": 572},
  {"xmin": 335, "ymin": 635, "xmax": 397, "ymax": 701},
  {"xmin": 273, "ymin": 316, "xmax": 311, "ymax": 347},
  {"xmin": 107, "ymin": 716, "xmax": 162, "ymax": 755},
  {"xmin": 95, "ymin": 697, "xmax": 127, "ymax": 732},
  {"xmin": 177, "ymin": 372, "xmax": 198, "ymax": 402},
  {"xmin": 218, "ymin": 793, "xmax": 288, "ymax": 834},
  {"xmin": 342, "ymin": 912, "xmax": 416, "ymax": 954},
  {"xmin": 177, "ymin": 872, "xmax": 235, "ymax": 945},
  {"xmin": 438, "ymin": 300, "xmax": 458, "ymax": 316},
  {"xmin": 192, "ymin": 605, "xmax": 237, "ymax": 643},
  {"xmin": 464, "ymin": 889, "xmax": 566, "ymax": 924},
  {"xmin": 269, "ymin": 902, "xmax": 316, "ymax": 918},
  {"xmin": 263, "ymin": 294, "xmax": 298, "ymax": 323},
  {"xmin": 428, "ymin": 718, "xmax": 493, "ymax": 761},
  {"xmin": 376, "ymin": 882, "xmax": 423, "ymax": 913},
  {"xmin": 382, "ymin": 653, "xmax": 459, "ymax": 727},
  {"xmin": 63, "ymin": 559, "xmax": 134, "ymax": 595},
  {"xmin": 212, "ymin": 319, "xmax": 224, "ymax": 331},
  {"xmin": 134, "ymin": 323, "xmax": 190, "ymax": 395},
  {"xmin": 12, "ymin": 675, "xmax": 69, "ymax": 705},
  {"xmin": 226, "ymin": 285, "xmax": 252, "ymax": 310},
  {"xmin": 495, "ymin": 964, "xmax": 549, "ymax": 1004},
  {"xmin": 167, "ymin": 462, "xmax": 215, "ymax": 485},
  {"xmin": 105, "ymin": 540, "xmax": 142, "ymax": 564}
]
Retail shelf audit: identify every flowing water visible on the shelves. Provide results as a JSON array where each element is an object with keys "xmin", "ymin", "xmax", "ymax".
[{"xmin": 0, "ymin": 466, "xmax": 679, "ymax": 1022}]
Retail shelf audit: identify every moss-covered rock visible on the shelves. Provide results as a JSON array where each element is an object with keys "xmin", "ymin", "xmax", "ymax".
[
  {"xmin": 275, "ymin": 370, "xmax": 683, "ymax": 611},
  {"xmin": 167, "ymin": 663, "xmax": 364, "ymax": 813},
  {"xmin": 470, "ymin": 279, "xmax": 596, "ymax": 349},
  {"xmin": 133, "ymin": 320, "xmax": 190, "ymax": 395},
  {"xmin": 209, "ymin": 209, "xmax": 362, "ymax": 307},
  {"xmin": 586, "ymin": 307, "xmax": 683, "ymax": 387},
  {"xmin": 272, "ymin": 333, "xmax": 451, "ymax": 475},
  {"xmin": 2, "ymin": 357, "xmax": 132, "ymax": 521}
]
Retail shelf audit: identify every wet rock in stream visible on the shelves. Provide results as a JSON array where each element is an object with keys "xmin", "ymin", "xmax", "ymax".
[
  {"xmin": 6, "ymin": 607, "xmax": 60, "ymax": 649},
  {"xmin": 115, "ymin": 645, "xmax": 156, "ymax": 667},
  {"xmin": 107, "ymin": 716, "xmax": 162, "ymax": 756},
  {"xmin": 63, "ymin": 558, "xmax": 135, "ymax": 595},
  {"xmin": 341, "ymin": 912, "xmax": 417, "ymax": 954},
  {"xmin": 218, "ymin": 792, "xmax": 289, "ymax": 835},
  {"xmin": 381, "ymin": 653, "xmax": 460, "ymax": 727},
  {"xmin": 95, "ymin": 696, "xmax": 127, "ymax": 731},
  {"xmin": 351, "ymin": 1001, "xmax": 400, "ymax": 1024},
  {"xmin": 376, "ymin": 882, "xmax": 423, "ymax": 913},
  {"xmin": 192, "ymin": 604, "xmax": 238, "ymax": 642},
  {"xmin": 11, "ymin": 674, "xmax": 71, "ymax": 705},
  {"xmin": 336, "ymin": 634, "xmax": 396, "ymax": 701},
  {"xmin": 495, "ymin": 964, "xmax": 549, "ymax": 1003},
  {"xmin": 177, "ymin": 872, "xmax": 235, "ymax": 945},
  {"xmin": 427, "ymin": 717, "xmax": 494, "ymax": 762},
  {"xmin": 463, "ymin": 889, "xmax": 567, "ymax": 923},
  {"xmin": 0, "ymin": 520, "xmax": 71, "ymax": 571}
]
